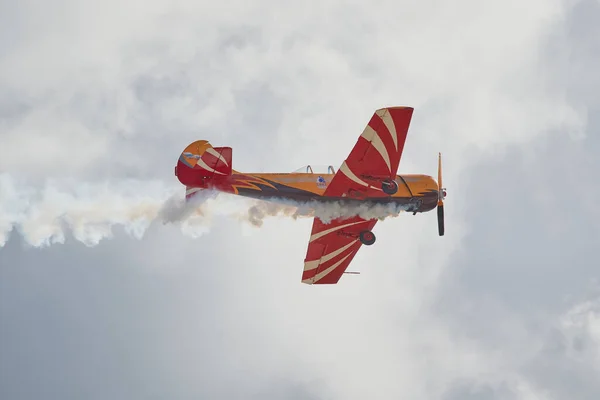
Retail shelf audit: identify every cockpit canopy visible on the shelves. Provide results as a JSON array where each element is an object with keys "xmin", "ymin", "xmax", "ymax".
[{"xmin": 292, "ymin": 164, "xmax": 337, "ymax": 174}]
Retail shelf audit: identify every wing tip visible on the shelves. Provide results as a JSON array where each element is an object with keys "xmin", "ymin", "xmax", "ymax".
[{"xmin": 376, "ymin": 105, "xmax": 414, "ymax": 112}]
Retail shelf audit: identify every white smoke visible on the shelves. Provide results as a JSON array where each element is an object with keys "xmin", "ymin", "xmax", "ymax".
[
  {"xmin": 240, "ymin": 197, "xmax": 414, "ymax": 227},
  {"xmin": 0, "ymin": 173, "xmax": 412, "ymax": 248},
  {"xmin": 0, "ymin": 174, "xmax": 180, "ymax": 247}
]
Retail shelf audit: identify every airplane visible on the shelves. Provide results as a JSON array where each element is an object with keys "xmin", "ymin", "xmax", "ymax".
[{"xmin": 174, "ymin": 106, "xmax": 446, "ymax": 284}]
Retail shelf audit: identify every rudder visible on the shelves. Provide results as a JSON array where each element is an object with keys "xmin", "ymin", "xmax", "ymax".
[{"xmin": 175, "ymin": 140, "xmax": 232, "ymax": 187}]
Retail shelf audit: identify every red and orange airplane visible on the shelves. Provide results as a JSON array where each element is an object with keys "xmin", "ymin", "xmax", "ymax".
[{"xmin": 175, "ymin": 106, "xmax": 446, "ymax": 284}]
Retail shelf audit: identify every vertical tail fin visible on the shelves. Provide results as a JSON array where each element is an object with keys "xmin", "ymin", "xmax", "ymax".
[
  {"xmin": 175, "ymin": 140, "xmax": 232, "ymax": 187},
  {"xmin": 210, "ymin": 147, "xmax": 232, "ymax": 175}
]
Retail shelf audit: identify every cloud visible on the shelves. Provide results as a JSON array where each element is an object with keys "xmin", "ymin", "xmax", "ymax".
[
  {"xmin": 432, "ymin": 133, "xmax": 600, "ymax": 397},
  {"xmin": 1, "ymin": 0, "xmax": 584, "ymax": 179},
  {"xmin": 1, "ymin": 0, "xmax": 598, "ymax": 399}
]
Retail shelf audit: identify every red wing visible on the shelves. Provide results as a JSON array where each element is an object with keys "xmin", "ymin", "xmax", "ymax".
[
  {"xmin": 301, "ymin": 215, "xmax": 377, "ymax": 284},
  {"xmin": 324, "ymin": 106, "xmax": 414, "ymax": 198}
]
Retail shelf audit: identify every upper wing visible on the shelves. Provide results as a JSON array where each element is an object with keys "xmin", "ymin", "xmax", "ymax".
[
  {"xmin": 302, "ymin": 215, "xmax": 377, "ymax": 284},
  {"xmin": 324, "ymin": 106, "xmax": 414, "ymax": 198}
]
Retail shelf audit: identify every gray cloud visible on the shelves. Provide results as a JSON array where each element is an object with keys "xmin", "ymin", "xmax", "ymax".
[
  {"xmin": 2, "ymin": 0, "xmax": 599, "ymax": 399},
  {"xmin": 432, "ymin": 1, "xmax": 600, "ymax": 397}
]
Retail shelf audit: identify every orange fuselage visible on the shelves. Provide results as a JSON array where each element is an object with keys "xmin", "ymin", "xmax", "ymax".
[
  {"xmin": 182, "ymin": 170, "xmax": 440, "ymax": 214},
  {"xmin": 174, "ymin": 139, "xmax": 441, "ymax": 214}
]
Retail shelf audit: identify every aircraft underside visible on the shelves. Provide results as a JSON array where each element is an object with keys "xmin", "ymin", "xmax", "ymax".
[{"xmin": 231, "ymin": 184, "xmax": 439, "ymax": 214}]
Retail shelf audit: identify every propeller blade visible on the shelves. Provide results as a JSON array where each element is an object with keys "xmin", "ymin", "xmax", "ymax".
[
  {"xmin": 437, "ymin": 152, "xmax": 445, "ymax": 236},
  {"xmin": 437, "ymin": 152, "xmax": 443, "ymax": 206},
  {"xmin": 437, "ymin": 204, "xmax": 445, "ymax": 236}
]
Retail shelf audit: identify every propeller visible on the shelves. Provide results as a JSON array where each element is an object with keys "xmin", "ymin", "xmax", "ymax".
[{"xmin": 437, "ymin": 152, "xmax": 446, "ymax": 236}]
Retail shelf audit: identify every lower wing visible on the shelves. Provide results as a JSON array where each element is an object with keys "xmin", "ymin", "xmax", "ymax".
[{"xmin": 302, "ymin": 215, "xmax": 377, "ymax": 284}]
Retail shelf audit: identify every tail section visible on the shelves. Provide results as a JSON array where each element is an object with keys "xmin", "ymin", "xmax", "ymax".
[{"xmin": 175, "ymin": 140, "xmax": 232, "ymax": 188}]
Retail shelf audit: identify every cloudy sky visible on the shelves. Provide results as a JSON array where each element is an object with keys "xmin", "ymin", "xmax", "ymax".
[{"xmin": 1, "ymin": 0, "xmax": 599, "ymax": 398}]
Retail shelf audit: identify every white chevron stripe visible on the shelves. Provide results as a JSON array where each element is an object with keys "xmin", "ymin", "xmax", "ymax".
[
  {"xmin": 303, "ymin": 260, "xmax": 320, "ymax": 271},
  {"xmin": 361, "ymin": 125, "xmax": 391, "ymax": 172},
  {"xmin": 205, "ymin": 147, "xmax": 229, "ymax": 166},
  {"xmin": 321, "ymin": 240, "xmax": 358, "ymax": 263},
  {"xmin": 339, "ymin": 162, "xmax": 383, "ymax": 191},
  {"xmin": 303, "ymin": 240, "xmax": 358, "ymax": 271},
  {"xmin": 186, "ymin": 187, "xmax": 202, "ymax": 195},
  {"xmin": 309, "ymin": 220, "xmax": 365, "ymax": 242},
  {"xmin": 196, "ymin": 158, "xmax": 226, "ymax": 175},
  {"xmin": 377, "ymin": 108, "xmax": 398, "ymax": 151},
  {"xmin": 305, "ymin": 253, "xmax": 353, "ymax": 284}
]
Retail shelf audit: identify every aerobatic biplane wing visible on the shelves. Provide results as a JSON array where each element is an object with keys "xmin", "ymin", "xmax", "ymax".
[
  {"xmin": 302, "ymin": 215, "xmax": 378, "ymax": 284},
  {"xmin": 301, "ymin": 107, "xmax": 414, "ymax": 284},
  {"xmin": 323, "ymin": 106, "xmax": 414, "ymax": 198}
]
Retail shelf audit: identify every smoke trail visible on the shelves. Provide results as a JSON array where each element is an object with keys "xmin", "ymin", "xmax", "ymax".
[
  {"xmin": 0, "ymin": 173, "xmax": 412, "ymax": 248},
  {"xmin": 238, "ymin": 197, "xmax": 413, "ymax": 227},
  {"xmin": 0, "ymin": 174, "xmax": 183, "ymax": 247}
]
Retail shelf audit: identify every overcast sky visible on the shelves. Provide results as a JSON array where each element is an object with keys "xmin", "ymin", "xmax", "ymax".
[{"xmin": 1, "ymin": 0, "xmax": 599, "ymax": 399}]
